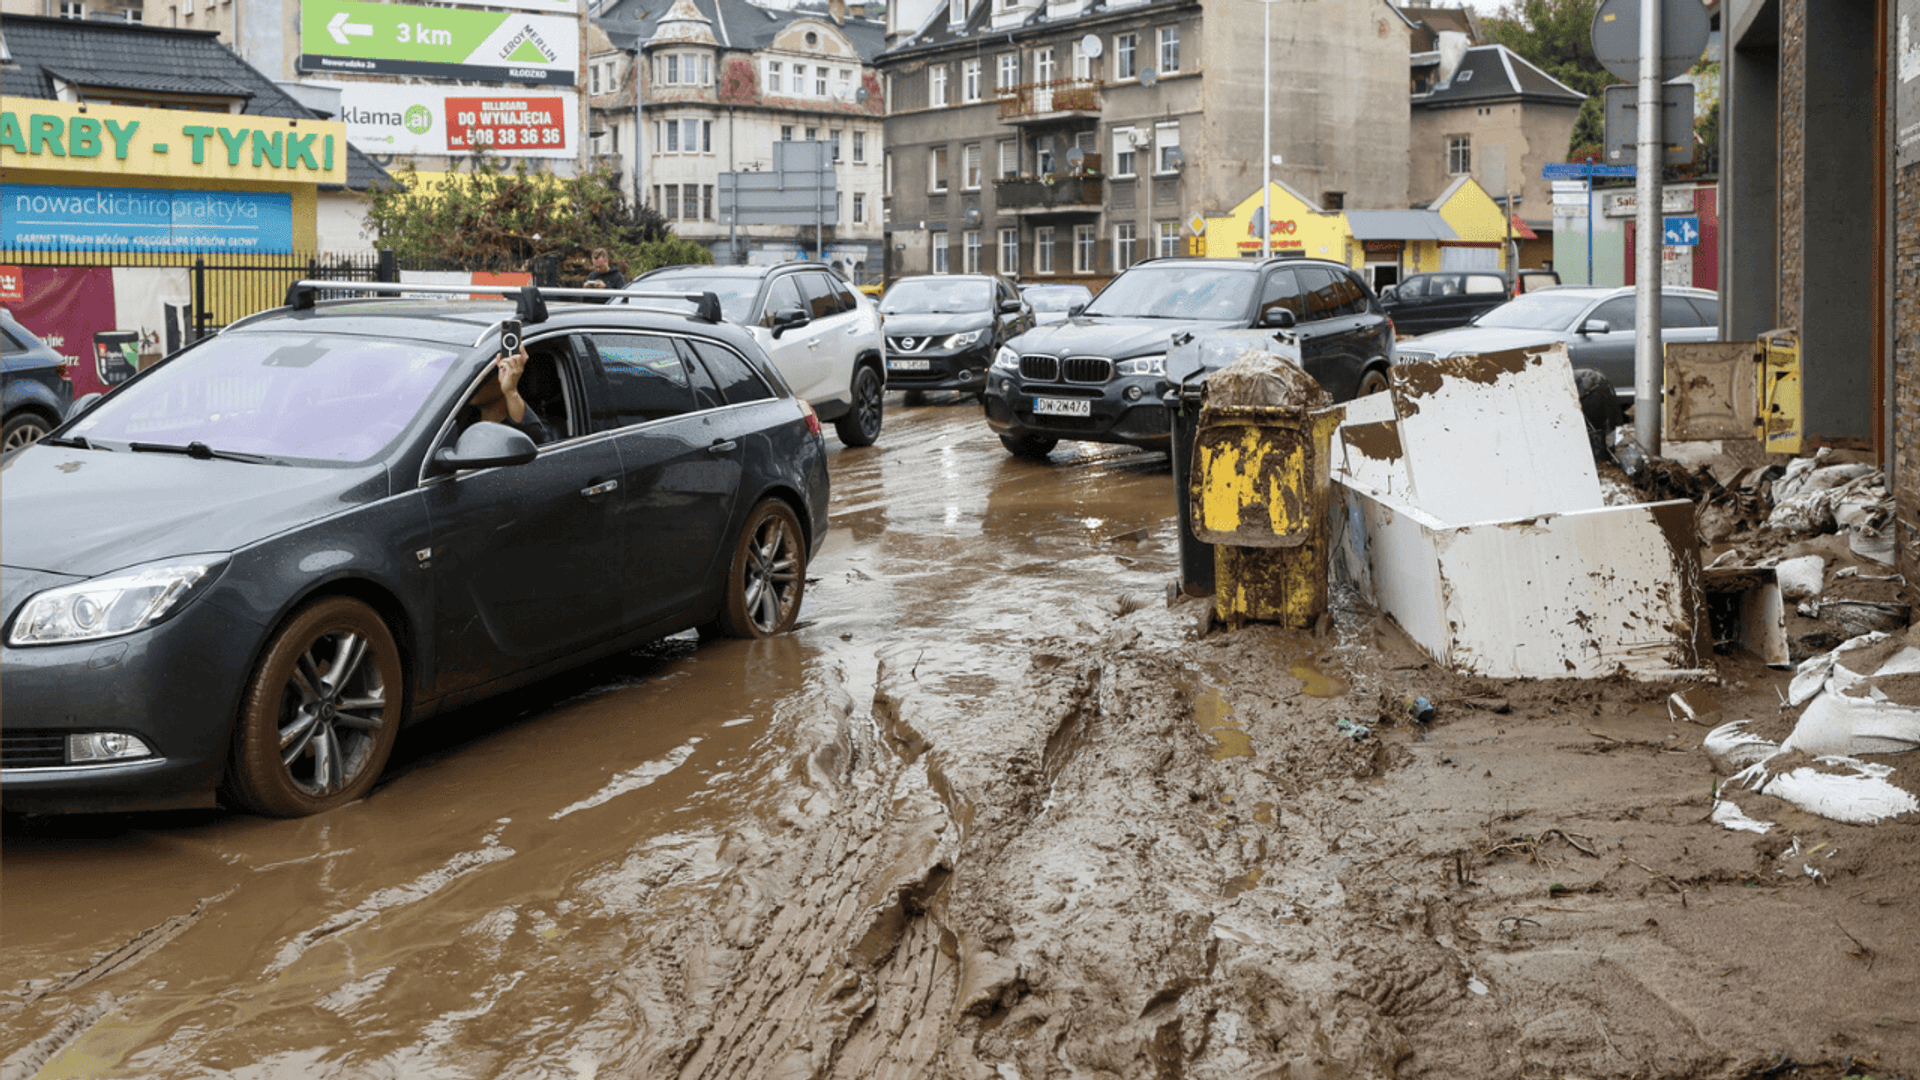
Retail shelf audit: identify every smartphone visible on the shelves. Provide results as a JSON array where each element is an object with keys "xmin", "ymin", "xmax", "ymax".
[{"xmin": 499, "ymin": 319, "xmax": 523, "ymax": 354}]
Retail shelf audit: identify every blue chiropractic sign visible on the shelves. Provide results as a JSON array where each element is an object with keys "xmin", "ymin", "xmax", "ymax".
[{"xmin": 2, "ymin": 184, "xmax": 294, "ymax": 253}]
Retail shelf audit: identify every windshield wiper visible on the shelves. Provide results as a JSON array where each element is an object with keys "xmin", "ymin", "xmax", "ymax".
[
  {"xmin": 38, "ymin": 435, "xmax": 106, "ymax": 451},
  {"xmin": 128, "ymin": 441, "xmax": 272, "ymax": 464}
]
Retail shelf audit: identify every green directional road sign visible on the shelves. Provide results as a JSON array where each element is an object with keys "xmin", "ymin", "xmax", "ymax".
[{"xmin": 300, "ymin": 0, "xmax": 578, "ymax": 86}]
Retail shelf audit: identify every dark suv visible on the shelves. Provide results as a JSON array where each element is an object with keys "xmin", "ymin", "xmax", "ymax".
[
  {"xmin": 880, "ymin": 274, "xmax": 1032, "ymax": 401},
  {"xmin": 2, "ymin": 311, "xmax": 74, "ymax": 452},
  {"xmin": 983, "ymin": 257, "xmax": 1395, "ymax": 458}
]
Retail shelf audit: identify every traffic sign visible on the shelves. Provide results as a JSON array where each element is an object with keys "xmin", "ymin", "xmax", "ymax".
[
  {"xmin": 1551, "ymin": 179, "xmax": 1589, "ymax": 193},
  {"xmin": 1543, "ymin": 162, "xmax": 1637, "ymax": 179},
  {"xmin": 1552, "ymin": 192, "xmax": 1591, "ymax": 206},
  {"xmin": 1663, "ymin": 216, "xmax": 1701, "ymax": 246},
  {"xmin": 1604, "ymin": 83, "xmax": 1695, "ymax": 167},
  {"xmin": 1591, "ymin": 0, "xmax": 1711, "ymax": 82}
]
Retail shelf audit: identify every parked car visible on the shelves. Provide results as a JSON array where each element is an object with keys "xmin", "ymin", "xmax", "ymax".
[
  {"xmin": 1392, "ymin": 285, "xmax": 1721, "ymax": 404},
  {"xmin": 1379, "ymin": 270, "xmax": 1553, "ymax": 336},
  {"xmin": 629, "ymin": 262, "xmax": 887, "ymax": 446},
  {"xmin": 0, "ymin": 283, "xmax": 830, "ymax": 817},
  {"xmin": 1020, "ymin": 283, "xmax": 1094, "ymax": 326},
  {"xmin": 2, "ymin": 311, "xmax": 74, "ymax": 452},
  {"xmin": 880, "ymin": 274, "xmax": 1032, "ymax": 401},
  {"xmin": 983, "ymin": 257, "xmax": 1395, "ymax": 458}
]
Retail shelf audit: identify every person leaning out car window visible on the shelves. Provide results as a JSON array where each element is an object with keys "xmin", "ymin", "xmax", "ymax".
[{"xmin": 459, "ymin": 347, "xmax": 552, "ymax": 445}]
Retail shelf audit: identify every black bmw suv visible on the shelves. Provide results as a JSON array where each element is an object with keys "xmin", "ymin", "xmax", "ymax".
[{"xmin": 982, "ymin": 257, "xmax": 1395, "ymax": 458}]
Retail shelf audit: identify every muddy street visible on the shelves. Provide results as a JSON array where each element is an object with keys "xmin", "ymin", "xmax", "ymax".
[{"xmin": 7, "ymin": 396, "xmax": 1920, "ymax": 1080}]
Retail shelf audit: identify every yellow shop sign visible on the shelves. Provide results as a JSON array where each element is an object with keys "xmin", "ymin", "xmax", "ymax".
[{"xmin": 0, "ymin": 97, "xmax": 348, "ymax": 185}]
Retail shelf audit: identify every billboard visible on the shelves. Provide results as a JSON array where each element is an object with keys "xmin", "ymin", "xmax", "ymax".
[
  {"xmin": 338, "ymin": 86, "xmax": 578, "ymax": 157},
  {"xmin": 300, "ymin": 0, "xmax": 578, "ymax": 86},
  {"xmin": 2, "ymin": 184, "xmax": 293, "ymax": 253}
]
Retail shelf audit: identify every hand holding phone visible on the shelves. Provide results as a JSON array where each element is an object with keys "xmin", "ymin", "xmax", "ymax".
[{"xmin": 500, "ymin": 319, "xmax": 523, "ymax": 354}]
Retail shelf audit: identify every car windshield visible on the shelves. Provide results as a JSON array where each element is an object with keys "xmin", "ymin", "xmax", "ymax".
[
  {"xmin": 1470, "ymin": 292, "xmax": 1598, "ymax": 331},
  {"xmin": 66, "ymin": 332, "xmax": 464, "ymax": 465},
  {"xmin": 1083, "ymin": 266, "xmax": 1255, "ymax": 321},
  {"xmin": 881, "ymin": 279, "xmax": 991, "ymax": 314},
  {"xmin": 628, "ymin": 273, "xmax": 763, "ymax": 323},
  {"xmin": 1023, "ymin": 287, "xmax": 1090, "ymax": 312}
]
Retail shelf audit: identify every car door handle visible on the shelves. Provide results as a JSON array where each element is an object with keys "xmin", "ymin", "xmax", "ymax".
[
  {"xmin": 707, "ymin": 439, "xmax": 738, "ymax": 454},
  {"xmin": 581, "ymin": 479, "xmax": 618, "ymax": 497}
]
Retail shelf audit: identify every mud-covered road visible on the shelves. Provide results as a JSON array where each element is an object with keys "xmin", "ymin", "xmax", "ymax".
[{"xmin": 5, "ymin": 397, "xmax": 1918, "ymax": 1079}]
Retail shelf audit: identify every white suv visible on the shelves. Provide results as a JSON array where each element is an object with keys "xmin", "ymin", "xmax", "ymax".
[{"xmin": 630, "ymin": 263, "xmax": 887, "ymax": 446}]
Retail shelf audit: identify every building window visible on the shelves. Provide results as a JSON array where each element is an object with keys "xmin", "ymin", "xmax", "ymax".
[
  {"xmin": 1038, "ymin": 139, "xmax": 1055, "ymax": 175},
  {"xmin": 703, "ymin": 120, "xmax": 713, "ymax": 152},
  {"xmin": 60, "ymin": 0, "xmax": 84, "ymax": 16},
  {"xmin": 591, "ymin": 65, "xmax": 603, "ymax": 95},
  {"xmin": 930, "ymin": 146, "xmax": 949, "ymax": 192},
  {"xmin": 1036, "ymin": 226, "xmax": 1055, "ymax": 274},
  {"xmin": 1157, "ymin": 220, "xmax": 1180, "ymax": 258},
  {"xmin": 1114, "ymin": 223, "xmax": 1137, "ymax": 270},
  {"xmin": 124, "ymin": 7, "xmax": 142, "ymax": 21},
  {"xmin": 1115, "ymin": 34, "xmax": 1138, "ymax": 80},
  {"xmin": 815, "ymin": 67, "xmax": 829, "ymax": 96},
  {"xmin": 999, "ymin": 227, "xmax": 1018, "ymax": 274},
  {"xmin": 999, "ymin": 140, "xmax": 1018, "ymax": 179},
  {"xmin": 963, "ymin": 59, "xmax": 982, "ymax": 103},
  {"xmin": 767, "ymin": 61, "xmax": 784, "ymax": 93},
  {"xmin": 853, "ymin": 131, "xmax": 866, "ymax": 163},
  {"xmin": 1072, "ymin": 39, "xmax": 1092, "ymax": 80},
  {"xmin": 948, "ymin": 0, "xmax": 965, "ymax": 25},
  {"xmin": 665, "ymin": 184, "xmax": 680, "ymax": 219},
  {"xmin": 934, "ymin": 235, "xmax": 950, "ymax": 273},
  {"xmin": 1036, "ymin": 47, "xmax": 1055, "ymax": 84},
  {"xmin": 931, "ymin": 66, "xmax": 949, "ymax": 107},
  {"xmin": 964, "ymin": 230, "xmax": 982, "ymax": 273},
  {"xmin": 963, "ymin": 143, "xmax": 982, "ymax": 190},
  {"xmin": 998, "ymin": 52, "xmax": 1019, "ymax": 89},
  {"xmin": 704, "ymin": 185, "xmax": 715, "ymax": 220},
  {"xmin": 1112, "ymin": 128, "xmax": 1137, "ymax": 178},
  {"xmin": 781, "ymin": 124, "xmax": 794, "ymax": 141},
  {"xmin": 1447, "ymin": 135, "xmax": 1471, "ymax": 175},
  {"xmin": 1155, "ymin": 121, "xmax": 1181, "ymax": 173},
  {"xmin": 838, "ymin": 68, "xmax": 854, "ymax": 97},
  {"xmin": 1159, "ymin": 26, "xmax": 1180, "ymax": 73},
  {"xmin": 700, "ymin": 55, "xmax": 712, "ymax": 85},
  {"xmin": 805, "ymin": 126, "xmax": 818, "ymax": 141},
  {"xmin": 182, "ymin": 0, "xmax": 193, "ymax": 15},
  {"xmin": 1074, "ymin": 225, "xmax": 1097, "ymax": 274},
  {"xmin": 666, "ymin": 121, "xmax": 680, "ymax": 152},
  {"xmin": 831, "ymin": 128, "xmax": 843, "ymax": 161},
  {"xmin": 854, "ymin": 193, "xmax": 867, "ymax": 224}
]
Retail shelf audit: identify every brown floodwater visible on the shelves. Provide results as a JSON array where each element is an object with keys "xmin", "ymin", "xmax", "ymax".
[{"xmin": 0, "ymin": 395, "xmax": 1185, "ymax": 1078}]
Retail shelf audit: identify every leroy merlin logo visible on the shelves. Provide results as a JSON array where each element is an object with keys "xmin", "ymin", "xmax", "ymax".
[
  {"xmin": 403, "ymin": 106, "xmax": 434, "ymax": 134},
  {"xmin": 498, "ymin": 24, "xmax": 558, "ymax": 64}
]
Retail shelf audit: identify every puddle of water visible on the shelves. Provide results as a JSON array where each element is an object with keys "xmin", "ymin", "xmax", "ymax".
[
  {"xmin": 1289, "ymin": 658, "xmax": 1346, "ymax": 698},
  {"xmin": 1193, "ymin": 687, "xmax": 1253, "ymax": 760}
]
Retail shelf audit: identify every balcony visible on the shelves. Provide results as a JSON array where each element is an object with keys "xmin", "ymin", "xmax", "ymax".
[
  {"xmin": 996, "ymin": 172, "xmax": 1104, "ymax": 214},
  {"xmin": 997, "ymin": 77, "xmax": 1104, "ymax": 123}
]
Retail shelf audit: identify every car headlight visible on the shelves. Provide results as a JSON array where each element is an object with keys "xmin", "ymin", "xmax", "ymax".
[
  {"xmin": 1115, "ymin": 354, "xmax": 1167, "ymax": 377},
  {"xmin": 992, "ymin": 345, "xmax": 1020, "ymax": 372},
  {"xmin": 943, "ymin": 329, "xmax": 986, "ymax": 349},
  {"xmin": 9, "ymin": 557, "xmax": 226, "ymax": 646}
]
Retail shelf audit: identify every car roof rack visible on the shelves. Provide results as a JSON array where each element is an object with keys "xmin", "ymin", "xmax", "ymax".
[{"xmin": 283, "ymin": 280, "xmax": 724, "ymax": 325}]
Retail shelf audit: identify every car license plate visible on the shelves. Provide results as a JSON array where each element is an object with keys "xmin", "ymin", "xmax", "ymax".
[
  {"xmin": 888, "ymin": 359, "xmax": 931, "ymax": 371},
  {"xmin": 1032, "ymin": 396, "xmax": 1090, "ymax": 417}
]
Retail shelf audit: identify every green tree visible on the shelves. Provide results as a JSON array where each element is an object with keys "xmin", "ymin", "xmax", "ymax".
[
  {"xmin": 1484, "ymin": 0, "xmax": 1620, "ymax": 160},
  {"xmin": 363, "ymin": 154, "xmax": 711, "ymax": 278}
]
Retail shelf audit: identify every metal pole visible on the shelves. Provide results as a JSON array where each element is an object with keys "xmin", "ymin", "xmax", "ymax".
[
  {"xmin": 1586, "ymin": 171, "xmax": 1594, "ymax": 286},
  {"xmin": 1633, "ymin": 0, "xmax": 1664, "ymax": 451},
  {"xmin": 1262, "ymin": 0, "xmax": 1272, "ymax": 259}
]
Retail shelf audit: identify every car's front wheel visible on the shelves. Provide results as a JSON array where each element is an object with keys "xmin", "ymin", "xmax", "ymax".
[
  {"xmin": 999, "ymin": 433, "xmax": 1059, "ymax": 459},
  {"xmin": 224, "ymin": 597, "xmax": 404, "ymax": 817},
  {"xmin": 834, "ymin": 365, "xmax": 885, "ymax": 447},
  {"xmin": 715, "ymin": 499, "xmax": 808, "ymax": 638},
  {"xmin": 3, "ymin": 412, "xmax": 53, "ymax": 452}
]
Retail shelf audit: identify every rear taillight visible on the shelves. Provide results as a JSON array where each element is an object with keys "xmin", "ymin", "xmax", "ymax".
[{"xmin": 798, "ymin": 399, "xmax": 823, "ymax": 438}]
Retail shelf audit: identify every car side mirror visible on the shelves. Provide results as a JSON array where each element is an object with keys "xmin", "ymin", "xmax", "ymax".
[
  {"xmin": 1379, "ymin": 286, "xmax": 1398, "ymax": 301},
  {"xmin": 430, "ymin": 421, "xmax": 538, "ymax": 475},
  {"xmin": 1579, "ymin": 318, "xmax": 1613, "ymax": 335},
  {"xmin": 998, "ymin": 297, "xmax": 1022, "ymax": 314},
  {"xmin": 66, "ymin": 392, "xmax": 104, "ymax": 421},
  {"xmin": 1068, "ymin": 303, "xmax": 1086, "ymax": 317},
  {"xmin": 1260, "ymin": 307, "xmax": 1298, "ymax": 329},
  {"xmin": 769, "ymin": 305, "xmax": 811, "ymax": 339}
]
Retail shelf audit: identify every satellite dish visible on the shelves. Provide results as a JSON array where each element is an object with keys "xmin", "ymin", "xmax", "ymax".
[
  {"xmin": 1081, "ymin": 33, "xmax": 1103, "ymax": 58},
  {"xmin": 965, "ymin": 204, "xmax": 982, "ymax": 225},
  {"xmin": 1066, "ymin": 145, "xmax": 1086, "ymax": 168},
  {"xmin": 1138, "ymin": 67, "xmax": 1157, "ymax": 87},
  {"xmin": 855, "ymin": 85, "xmax": 870, "ymax": 102},
  {"xmin": 1165, "ymin": 147, "xmax": 1184, "ymax": 169}
]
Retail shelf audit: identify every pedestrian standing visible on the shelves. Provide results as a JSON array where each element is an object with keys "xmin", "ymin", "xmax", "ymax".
[{"xmin": 583, "ymin": 248, "xmax": 627, "ymax": 303}]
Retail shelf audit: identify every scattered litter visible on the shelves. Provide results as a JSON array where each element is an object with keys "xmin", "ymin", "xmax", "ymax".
[
  {"xmin": 1704, "ymin": 720, "xmax": 1784, "ymax": 773},
  {"xmin": 1403, "ymin": 695, "xmax": 1435, "ymax": 723},
  {"xmin": 1710, "ymin": 799, "xmax": 1776, "ymax": 833},
  {"xmin": 1334, "ymin": 717, "xmax": 1372, "ymax": 741},
  {"xmin": 1730, "ymin": 755, "xmax": 1919, "ymax": 825},
  {"xmin": 1466, "ymin": 977, "xmax": 1489, "ymax": 996}
]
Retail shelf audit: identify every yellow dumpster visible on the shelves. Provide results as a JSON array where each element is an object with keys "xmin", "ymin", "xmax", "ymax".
[{"xmin": 1190, "ymin": 403, "xmax": 1346, "ymax": 627}]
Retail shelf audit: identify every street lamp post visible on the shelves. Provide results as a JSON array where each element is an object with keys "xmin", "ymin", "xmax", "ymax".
[{"xmin": 1263, "ymin": 0, "xmax": 1271, "ymax": 259}]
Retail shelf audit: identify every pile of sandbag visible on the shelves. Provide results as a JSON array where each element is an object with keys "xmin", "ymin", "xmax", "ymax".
[{"xmin": 1765, "ymin": 448, "xmax": 1893, "ymax": 564}]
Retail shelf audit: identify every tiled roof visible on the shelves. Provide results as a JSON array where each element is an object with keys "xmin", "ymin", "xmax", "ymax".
[
  {"xmin": 1, "ymin": 14, "xmax": 389, "ymax": 190},
  {"xmin": 1415, "ymin": 43, "xmax": 1586, "ymax": 107},
  {"xmin": 596, "ymin": 0, "xmax": 887, "ymax": 60}
]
